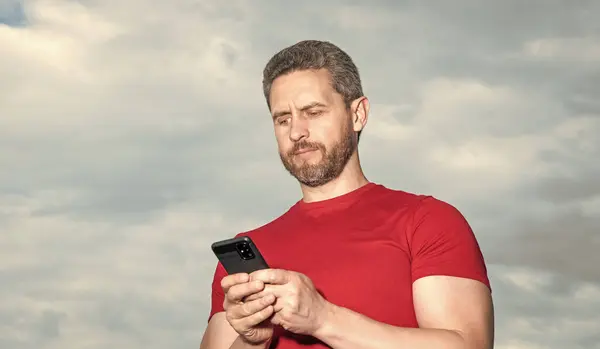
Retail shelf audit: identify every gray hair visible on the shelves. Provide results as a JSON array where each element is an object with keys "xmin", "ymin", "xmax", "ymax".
[{"xmin": 262, "ymin": 40, "xmax": 364, "ymax": 111}]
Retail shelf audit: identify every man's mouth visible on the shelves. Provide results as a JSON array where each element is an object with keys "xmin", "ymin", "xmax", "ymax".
[{"xmin": 294, "ymin": 148, "xmax": 318, "ymax": 155}]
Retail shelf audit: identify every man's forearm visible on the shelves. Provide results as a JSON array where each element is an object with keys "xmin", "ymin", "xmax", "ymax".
[
  {"xmin": 313, "ymin": 304, "xmax": 476, "ymax": 349},
  {"xmin": 229, "ymin": 336, "xmax": 271, "ymax": 349}
]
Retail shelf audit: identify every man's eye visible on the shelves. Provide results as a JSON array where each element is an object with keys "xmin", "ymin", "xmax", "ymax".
[
  {"xmin": 307, "ymin": 110, "xmax": 323, "ymax": 117},
  {"xmin": 277, "ymin": 117, "xmax": 290, "ymax": 125}
]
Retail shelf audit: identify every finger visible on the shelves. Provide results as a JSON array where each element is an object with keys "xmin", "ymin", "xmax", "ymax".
[
  {"xmin": 242, "ymin": 292, "xmax": 263, "ymax": 303},
  {"xmin": 232, "ymin": 294, "xmax": 276, "ymax": 318},
  {"xmin": 272, "ymin": 296, "xmax": 285, "ymax": 312},
  {"xmin": 250, "ymin": 269, "xmax": 291, "ymax": 285},
  {"xmin": 221, "ymin": 273, "xmax": 249, "ymax": 293},
  {"xmin": 242, "ymin": 284, "xmax": 283, "ymax": 302},
  {"xmin": 270, "ymin": 312, "xmax": 284, "ymax": 327},
  {"xmin": 227, "ymin": 280, "xmax": 265, "ymax": 303},
  {"xmin": 236, "ymin": 304, "xmax": 275, "ymax": 329}
]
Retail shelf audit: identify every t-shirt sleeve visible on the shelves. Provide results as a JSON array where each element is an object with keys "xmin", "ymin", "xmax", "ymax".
[
  {"xmin": 408, "ymin": 196, "xmax": 491, "ymax": 291},
  {"xmin": 207, "ymin": 261, "xmax": 228, "ymax": 322}
]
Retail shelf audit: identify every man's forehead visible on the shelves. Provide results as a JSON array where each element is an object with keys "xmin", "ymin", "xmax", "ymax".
[{"xmin": 270, "ymin": 72, "xmax": 335, "ymax": 112}]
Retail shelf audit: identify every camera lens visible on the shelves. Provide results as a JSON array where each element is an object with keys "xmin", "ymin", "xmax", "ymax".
[{"xmin": 236, "ymin": 242, "xmax": 254, "ymax": 260}]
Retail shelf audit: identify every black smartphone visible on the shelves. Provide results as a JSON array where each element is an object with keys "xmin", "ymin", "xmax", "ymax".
[{"xmin": 211, "ymin": 236, "xmax": 269, "ymax": 274}]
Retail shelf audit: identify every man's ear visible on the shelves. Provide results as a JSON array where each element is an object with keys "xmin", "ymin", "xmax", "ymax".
[{"xmin": 350, "ymin": 96, "xmax": 369, "ymax": 133}]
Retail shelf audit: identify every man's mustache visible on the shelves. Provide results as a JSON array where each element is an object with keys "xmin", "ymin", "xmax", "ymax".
[{"xmin": 288, "ymin": 141, "xmax": 324, "ymax": 156}]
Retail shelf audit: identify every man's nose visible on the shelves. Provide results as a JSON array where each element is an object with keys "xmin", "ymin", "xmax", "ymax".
[{"xmin": 289, "ymin": 116, "xmax": 309, "ymax": 142}]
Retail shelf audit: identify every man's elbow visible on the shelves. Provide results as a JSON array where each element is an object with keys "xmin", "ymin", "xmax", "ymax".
[{"xmin": 453, "ymin": 328, "xmax": 494, "ymax": 349}]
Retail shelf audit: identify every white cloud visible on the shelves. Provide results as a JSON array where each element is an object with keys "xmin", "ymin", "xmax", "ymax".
[
  {"xmin": 523, "ymin": 37, "xmax": 600, "ymax": 62},
  {"xmin": 1, "ymin": 1, "xmax": 598, "ymax": 348},
  {"xmin": 0, "ymin": 0, "xmax": 260, "ymax": 140},
  {"xmin": 500, "ymin": 268, "xmax": 554, "ymax": 293}
]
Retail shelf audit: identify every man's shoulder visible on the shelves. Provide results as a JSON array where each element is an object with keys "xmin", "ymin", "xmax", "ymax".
[
  {"xmin": 373, "ymin": 184, "xmax": 431, "ymax": 208},
  {"xmin": 384, "ymin": 189, "xmax": 472, "ymax": 235},
  {"xmin": 374, "ymin": 184, "xmax": 464, "ymax": 218},
  {"xmin": 234, "ymin": 203, "xmax": 299, "ymax": 239}
]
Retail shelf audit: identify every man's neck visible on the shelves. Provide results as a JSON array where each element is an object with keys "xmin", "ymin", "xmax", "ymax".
[{"xmin": 299, "ymin": 159, "xmax": 369, "ymax": 203}]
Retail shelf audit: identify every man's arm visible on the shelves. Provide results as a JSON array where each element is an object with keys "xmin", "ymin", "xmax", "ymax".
[
  {"xmin": 199, "ymin": 312, "xmax": 273, "ymax": 349},
  {"xmin": 200, "ymin": 270, "xmax": 278, "ymax": 349},
  {"xmin": 200, "ymin": 312, "xmax": 239, "ymax": 349},
  {"xmin": 200, "ymin": 260, "xmax": 240, "ymax": 349},
  {"xmin": 313, "ymin": 197, "xmax": 494, "ymax": 349},
  {"xmin": 313, "ymin": 275, "xmax": 494, "ymax": 349}
]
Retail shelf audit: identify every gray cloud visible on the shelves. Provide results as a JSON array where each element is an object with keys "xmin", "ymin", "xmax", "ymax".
[
  {"xmin": 1, "ymin": 1, "xmax": 599, "ymax": 348},
  {"xmin": 490, "ymin": 265, "xmax": 600, "ymax": 349},
  {"xmin": 489, "ymin": 207, "xmax": 600, "ymax": 284}
]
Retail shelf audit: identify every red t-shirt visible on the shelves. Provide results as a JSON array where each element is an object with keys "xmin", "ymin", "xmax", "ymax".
[{"xmin": 208, "ymin": 183, "xmax": 490, "ymax": 348}]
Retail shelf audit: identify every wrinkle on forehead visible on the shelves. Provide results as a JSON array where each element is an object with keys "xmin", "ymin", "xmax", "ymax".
[{"xmin": 270, "ymin": 69, "xmax": 339, "ymax": 115}]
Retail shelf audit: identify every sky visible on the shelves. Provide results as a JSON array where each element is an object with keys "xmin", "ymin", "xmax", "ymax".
[{"xmin": 1, "ymin": 0, "xmax": 599, "ymax": 348}]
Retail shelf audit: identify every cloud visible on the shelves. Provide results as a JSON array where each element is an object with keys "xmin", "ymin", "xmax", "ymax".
[
  {"xmin": 0, "ymin": 194, "xmax": 263, "ymax": 348},
  {"xmin": 490, "ymin": 265, "xmax": 600, "ymax": 349},
  {"xmin": 1, "ymin": 0, "xmax": 598, "ymax": 348}
]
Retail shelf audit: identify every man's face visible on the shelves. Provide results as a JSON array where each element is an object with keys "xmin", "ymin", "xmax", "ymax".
[{"xmin": 268, "ymin": 69, "xmax": 357, "ymax": 188}]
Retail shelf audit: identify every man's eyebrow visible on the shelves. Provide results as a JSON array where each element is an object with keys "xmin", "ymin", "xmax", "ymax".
[
  {"xmin": 272, "ymin": 109, "xmax": 290, "ymax": 119},
  {"xmin": 272, "ymin": 102, "xmax": 328, "ymax": 119},
  {"xmin": 300, "ymin": 101, "xmax": 327, "ymax": 111}
]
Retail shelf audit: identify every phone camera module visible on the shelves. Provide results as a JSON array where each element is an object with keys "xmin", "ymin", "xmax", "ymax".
[{"xmin": 236, "ymin": 242, "xmax": 255, "ymax": 260}]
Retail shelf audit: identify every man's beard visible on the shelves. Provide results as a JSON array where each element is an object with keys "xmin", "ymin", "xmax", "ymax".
[{"xmin": 279, "ymin": 121, "xmax": 356, "ymax": 188}]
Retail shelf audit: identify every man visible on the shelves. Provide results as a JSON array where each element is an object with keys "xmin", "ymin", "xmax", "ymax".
[{"xmin": 200, "ymin": 40, "xmax": 494, "ymax": 349}]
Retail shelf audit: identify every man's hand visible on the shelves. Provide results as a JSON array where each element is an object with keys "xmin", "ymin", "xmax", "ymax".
[
  {"xmin": 221, "ymin": 273, "xmax": 277, "ymax": 345},
  {"xmin": 248, "ymin": 269, "xmax": 330, "ymax": 336}
]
